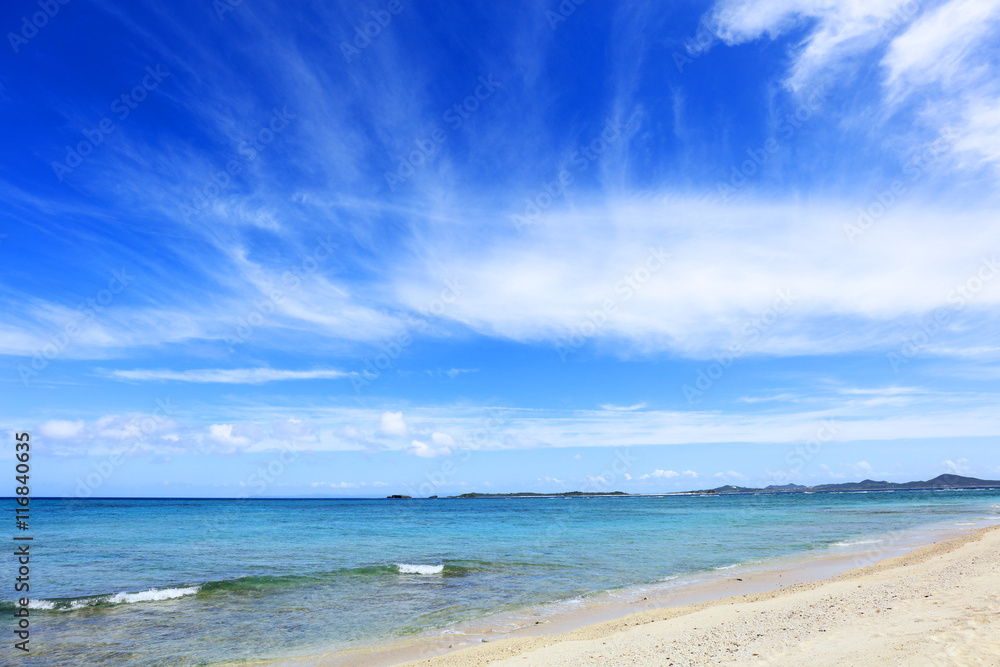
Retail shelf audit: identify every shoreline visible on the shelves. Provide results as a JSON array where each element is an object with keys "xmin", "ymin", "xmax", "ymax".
[
  {"xmin": 399, "ymin": 522, "xmax": 1000, "ymax": 666},
  {"xmin": 267, "ymin": 515, "xmax": 1000, "ymax": 666}
]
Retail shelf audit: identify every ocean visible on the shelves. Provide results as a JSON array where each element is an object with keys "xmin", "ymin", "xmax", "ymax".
[{"xmin": 6, "ymin": 491, "xmax": 1000, "ymax": 665}]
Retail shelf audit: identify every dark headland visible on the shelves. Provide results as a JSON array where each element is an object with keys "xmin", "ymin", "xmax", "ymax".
[{"xmin": 696, "ymin": 473, "xmax": 1000, "ymax": 494}]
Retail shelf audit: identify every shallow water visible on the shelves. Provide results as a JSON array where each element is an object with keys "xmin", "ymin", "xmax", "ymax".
[{"xmin": 6, "ymin": 491, "xmax": 1000, "ymax": 665}]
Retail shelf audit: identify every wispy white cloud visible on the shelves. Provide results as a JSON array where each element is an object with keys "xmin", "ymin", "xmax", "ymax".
[
  {"xmin": 391, "ymin": 199, "xmax": 1000, "ymax": 358},
  {"xmin": 106, "ymin": 368, "xmax": 352, "ymax": 384},
  {"xmin": 736, "ymin": 393, "xmax": 799, "ymax": 404},
  {"xmin": 882, "ymin": 0, "xmax": 1000, "ymax": 95},
  {"xmin": 600, "ymin": 402, "xmax": 648, "ymax": 411},
  {"xmin": 942, "ymin": 457, "xmax": 970, "ymax": 474},
  {"xmin": 710, "ymin": 0, "xmax": 913, "ymax": 92},
  {"xmin": 426, "ymin": 368, "xmax": 478, "ymax": 378},
  {"xmin": 708, "ymin": 0, "xmax": 1000, "ymax": 171},
  {"xmin": 838, "ymin": 386, "xmax": 922, "ymax": 396}
]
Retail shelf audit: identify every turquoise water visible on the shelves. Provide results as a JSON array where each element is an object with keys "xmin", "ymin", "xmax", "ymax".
[{"xmin": 5, "ymin": 491, "xmax": 1000, "ymax": 665}]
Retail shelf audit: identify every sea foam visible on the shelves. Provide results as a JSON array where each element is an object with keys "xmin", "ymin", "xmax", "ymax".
[
  {"xmin": 396, "ymin": 563, "xmax": 444, "ymax": 575},
  {"xmin": 28, "ymin": 586, "xmax": 199, "ymax": 611}
]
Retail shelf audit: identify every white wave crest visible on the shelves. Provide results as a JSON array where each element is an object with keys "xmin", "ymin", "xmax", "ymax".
[
  {"xmin": 106, "ymin": 587, "xmax": 200, "ymax": 604},
  {"xmin": 27, "ymin": 586, "xmax": 200, "ymax": 611},
  {"xmin": 27, "ymin": 600, "xmax": 56, "ymax": 610},
  {"xmin": 396, "ymin": 563, "xmax": 444, "ymax": 575}
]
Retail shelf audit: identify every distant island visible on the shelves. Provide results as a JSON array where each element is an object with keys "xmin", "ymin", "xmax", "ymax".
[
  {"xmin": 449, "ymin": 491, "xmax": 628, "ymax": 498},
  {"xmin": 691, "ymin": 474, "xmax": 1000, "ymax": 494},
  {"xmin": 420, "ymin": 475, "xmax": 1000, "ymax": 499}
]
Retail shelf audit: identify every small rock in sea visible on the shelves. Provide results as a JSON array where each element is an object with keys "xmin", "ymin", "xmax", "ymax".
[{"xmin": 481, "ymin": 638, "xmax": 489, "ymax": 643}]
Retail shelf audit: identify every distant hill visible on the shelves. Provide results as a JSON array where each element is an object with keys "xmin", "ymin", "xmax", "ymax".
[{"xmin": 697, "ymin": 474, "xmax": 1000, "ymax": 495}]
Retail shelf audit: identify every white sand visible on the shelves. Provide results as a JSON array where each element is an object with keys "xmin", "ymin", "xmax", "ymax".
[{"xmin": 396, "ymin": 524, "xmax": 1000, "ymax": 666}]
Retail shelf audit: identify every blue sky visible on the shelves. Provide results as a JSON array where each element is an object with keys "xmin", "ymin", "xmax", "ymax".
[{"xmin": 2, "ymin": 0, "xmax": 999, "ymax": 497}]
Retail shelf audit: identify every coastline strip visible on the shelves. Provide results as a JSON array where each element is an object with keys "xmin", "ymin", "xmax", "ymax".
[{"xmin": 388, "ymin": 523, "xmax": 1000, "ymax": 666}]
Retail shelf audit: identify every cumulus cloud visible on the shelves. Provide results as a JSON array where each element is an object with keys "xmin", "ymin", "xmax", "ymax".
[
  {"xmin": 639, "ymin": 469, "xmax": 680, "ymax": 480},
  {"xmin": 407, "ymin": 437, "xmax": 452, "ymax": 458},
  {"xmin": 378, "ymin": 411, "xmax": 409, "ymax": 438},
  {"xmin": 29, "ymin": 412, "xmax": 184, "ymax": 457},
  {"xmin": 208, "ymin": 424, "xmax": 252, "ymax": 448},
  {"xmin": 37, "ymin": 419, "xmax": 85, "ymax": 439}
]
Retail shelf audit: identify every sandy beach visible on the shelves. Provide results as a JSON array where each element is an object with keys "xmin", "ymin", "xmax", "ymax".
[{"xmin": 382, "ymin": 524, "xmax": 1000, "ymax": 666}]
